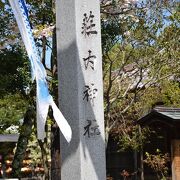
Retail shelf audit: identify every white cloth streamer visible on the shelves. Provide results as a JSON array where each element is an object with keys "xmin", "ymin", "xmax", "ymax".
[{"xmin": 8, "ymin": 0, "xmax": 72, "ymax": 142}]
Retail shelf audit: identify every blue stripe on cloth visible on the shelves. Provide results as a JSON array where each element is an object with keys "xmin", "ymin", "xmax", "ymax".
[
  {"xmin": 19, "ymin": 0, "xmax": 29, "ymax": 21},
  {"xmin": 37, "ymin": 79, "xmax": 51, "ymax": 100},
  {"xmin": 18, "ymin": 0, "xmax": 47, "ymax": 80}
]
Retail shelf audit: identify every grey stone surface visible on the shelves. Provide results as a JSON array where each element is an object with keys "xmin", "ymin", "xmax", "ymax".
[{"xmin": 56, "ymin": 0, "xmax": 106, "ymax": 180}]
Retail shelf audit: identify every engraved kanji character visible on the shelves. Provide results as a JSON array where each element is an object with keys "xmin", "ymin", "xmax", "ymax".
[
  {"xmin": 83, "ymin": 120, "xmax": 92, "ymax": 138},
  {"xmin": 83, "ymin": 50, "xmax": 96, "ymax": 70},
  {"xmin": 81, "ymin": 11, "xmax": 98, "ymax": 37},
  {"xmin": 83, "ymin": 83, "xmax": 98, "ymax": 106}
]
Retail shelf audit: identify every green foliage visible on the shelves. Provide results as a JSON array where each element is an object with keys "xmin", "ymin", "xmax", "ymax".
[
  {"xmin": 26, "ymin": 131, "xmax": 42, "ymax": 166},
  {"xmin": 0, "ymin": 0, "xmax": 22, "ymax": 50},
  {"xmin": 117, "ymin": 126, "xmax": 150, "ymax": 151},
  {"xmin": 26, "ymin": 0, "xmax": 55, "ymax": 25},
  {"xmin": 0, "ymin": 94, "xmax": 28, "ymax": 134},
  {"xmin": 102, "ymin": 0, "xmax": 180, "ymax": 150},
  {"xmin": 0, "ymin": 46, "xmax": 31, "ymax": 96},
  {"xmin": 144, "ymin": 149, "xmax": 170, "ymax": 180},
  {"xmin": 0, "ymin": 45, "xmax": 30, "ymax": 134},
  {"xmin": 161, "ymin": 81, "xmax": 180, "ymax": 107}
]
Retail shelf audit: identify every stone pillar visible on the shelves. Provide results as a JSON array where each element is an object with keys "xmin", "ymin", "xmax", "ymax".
[{"xmin": 56, "ymin": 0, "xmax": 106, "ymax": 180}]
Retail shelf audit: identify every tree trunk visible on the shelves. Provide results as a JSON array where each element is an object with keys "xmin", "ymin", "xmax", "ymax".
[
  {"xmin": 139, "ymin": 126, "xmax": 144, "ymax": 180},
  {"xmin": 38, "ymin": 122, "xmax": 50, "ymax": 180},
  {"xmin": 140, "ymin": 149, "xmax": 144, "ymax": 180},
  {"xmin": 105, "ymin": 128, "xmax": 109, "ymax": 148},
  {"xmin": 12, "ymin": 107, "xmax": 35, "ymax": 178},
  {"xmin": 134, "ymin": 150, "xmax": 138, "ymax": 180},
  {"xmin": 51, "ymin": 124, "xmax": 61, "ymax": 180},
  {"xmin": 38, "ymin": 138, "xmax": 49, "ymax": 180}
]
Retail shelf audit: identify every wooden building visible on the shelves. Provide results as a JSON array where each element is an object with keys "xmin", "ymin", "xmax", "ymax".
[
  {"xmin": 106, "ymin": 107, "xmax": 180, "ymax": 180},
  {"xmin": 138, "ymin": 107, "xmax": 180, "ymax": 180}
]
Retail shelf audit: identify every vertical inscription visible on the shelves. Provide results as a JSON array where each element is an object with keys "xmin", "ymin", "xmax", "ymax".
[
  {"xmin": 81, "ymin": 11, "xmax": 98, "ymax": 37},
  {"xmin": 83, "ymin": 83, "xmax": 98, "ymax": 106},
  {"xmin": 83, "ymin": 119, "xmax": 101, "ymax": 138},
  {"xmin": 83, "ymin": 50, "xmax": 96, "ymax": 70},
  {"xmin": 81, "ymin": 10, "xmax": 100, "ymax": 138}
]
